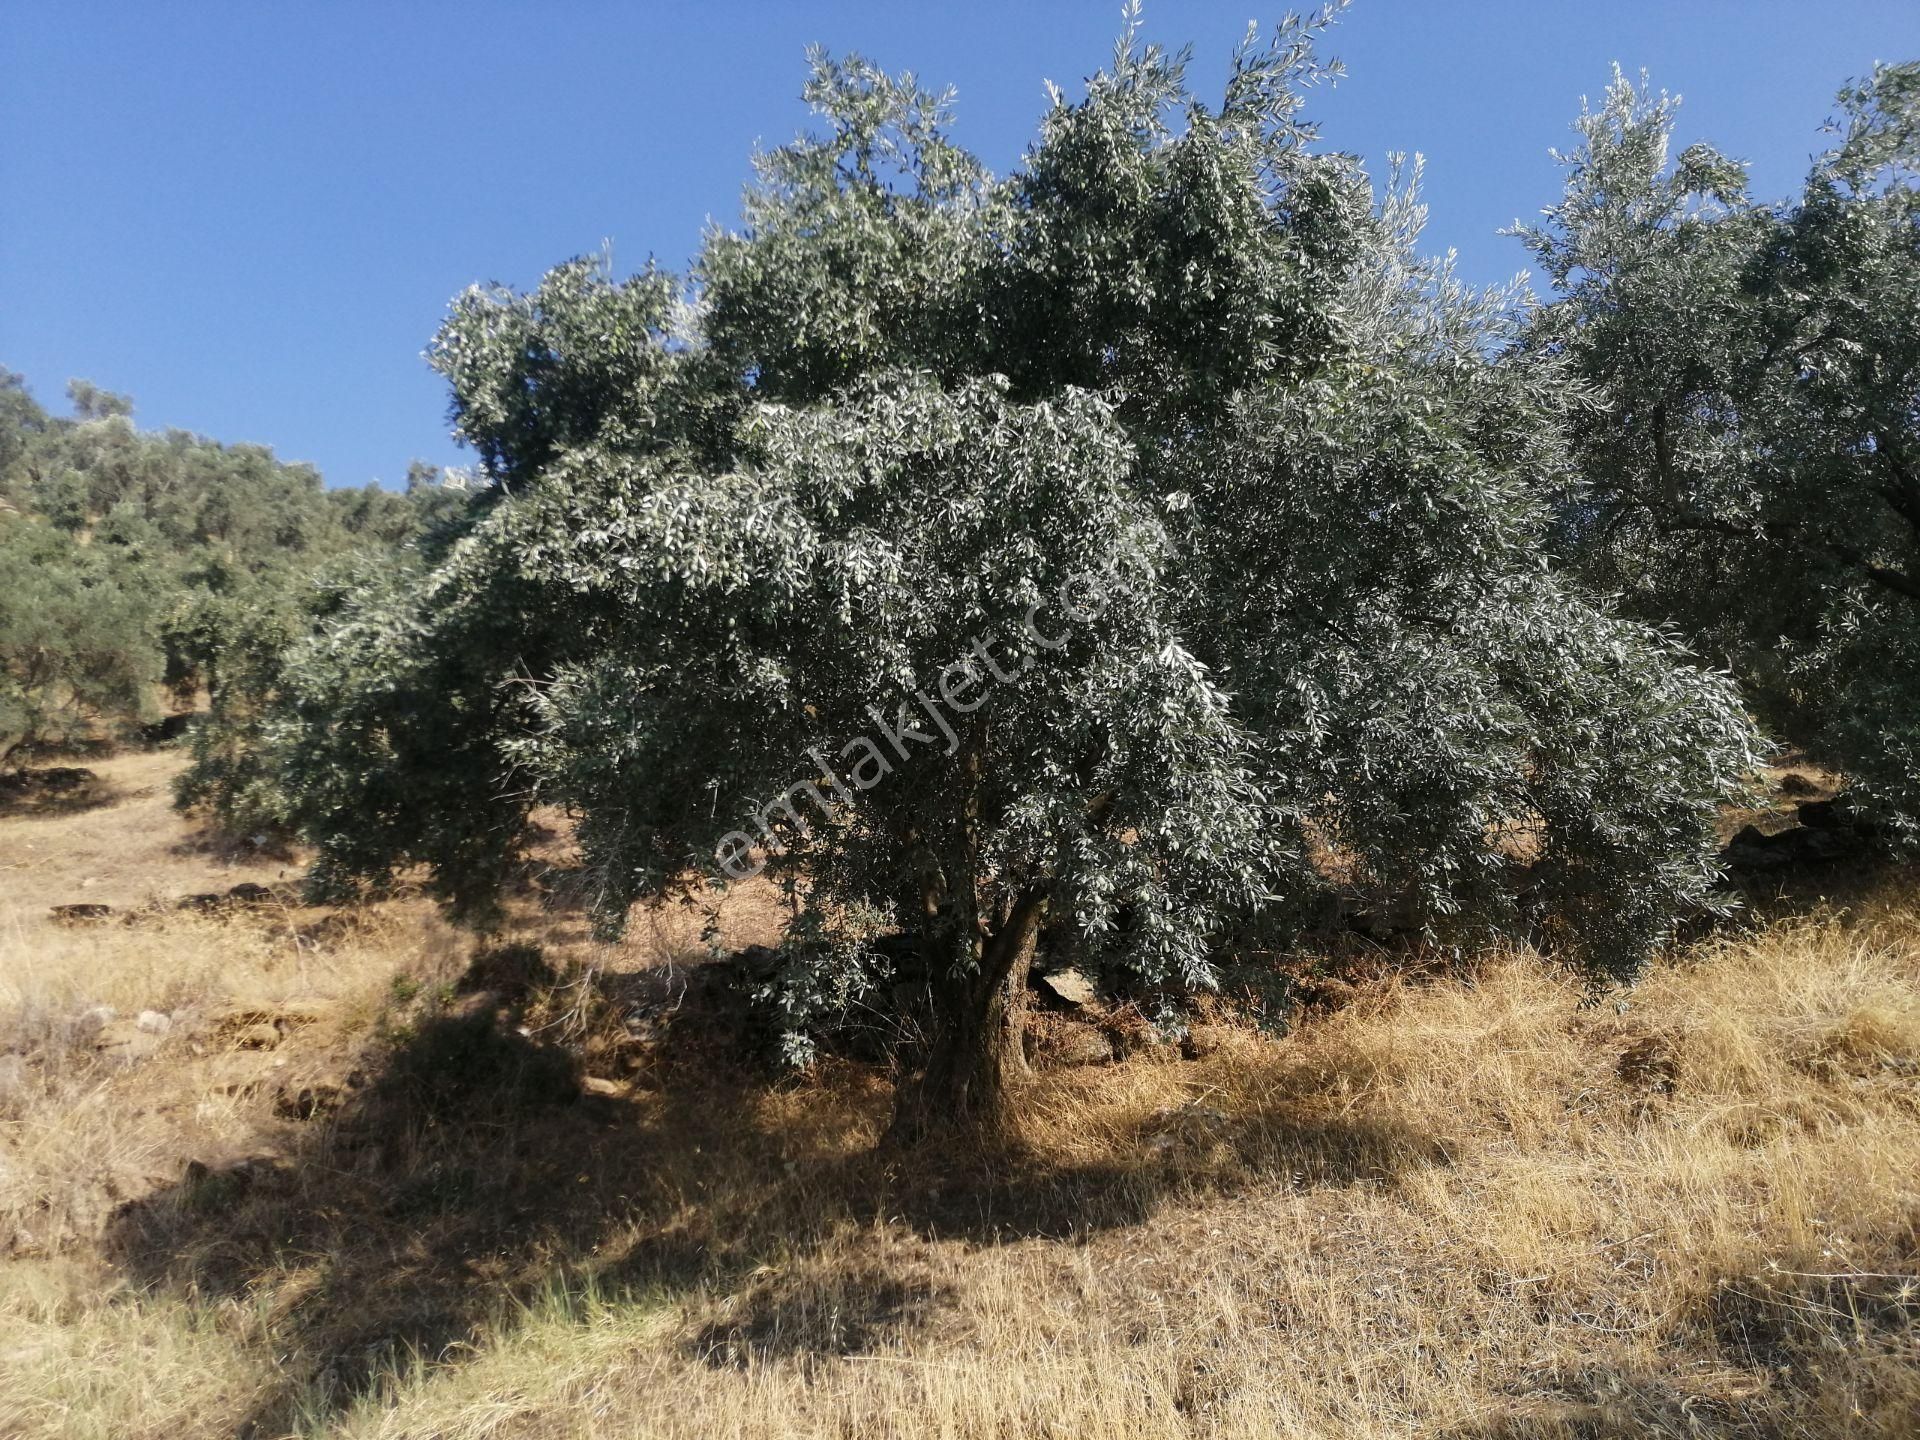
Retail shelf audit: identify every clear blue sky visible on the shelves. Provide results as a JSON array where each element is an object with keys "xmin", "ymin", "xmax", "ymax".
[{"xmin": 3, "ymin": 1, "xmax": 1913, "ymax": 488}]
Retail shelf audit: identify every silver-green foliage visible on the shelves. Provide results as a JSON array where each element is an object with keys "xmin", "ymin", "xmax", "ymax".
[
  {"xmin": 256, "ymin": 16, "xmax": 1758, "ymax": 1112},
  {"xmin": 1522, "ymin": 63, "xmax": 1920, "ymax": 823}
]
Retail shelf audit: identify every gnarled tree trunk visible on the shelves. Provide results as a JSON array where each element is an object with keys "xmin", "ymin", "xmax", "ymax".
[{"xmin": 886, "ymin": 888, "xmax": 1046, "ymax": 1147}]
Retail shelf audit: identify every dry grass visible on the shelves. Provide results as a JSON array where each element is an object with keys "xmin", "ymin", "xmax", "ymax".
[{"xmin": 2, "ymin": 756, "xmax": 1917, "ymax": 1439}]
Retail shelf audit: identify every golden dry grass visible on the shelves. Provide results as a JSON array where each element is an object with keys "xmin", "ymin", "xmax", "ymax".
[{"xmin": 1, "ymin": 755, "xmax": 1917, "ymax": 1439}]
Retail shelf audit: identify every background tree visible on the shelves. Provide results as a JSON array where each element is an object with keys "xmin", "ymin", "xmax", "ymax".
[
  {"xmin": 0, "ymin": 369, "xmax": 461, "ymax": 773},
  {"xmin": 1521, "ymin": 63, "xmax": 1920, "ymax": 821},
  {"xmin": 249, "ymin": 17, "xmax": 1757, "ymax": 1143},
  {"xmin": 0, "ymin": 513, "xmax": 155, "ymax": 769}
]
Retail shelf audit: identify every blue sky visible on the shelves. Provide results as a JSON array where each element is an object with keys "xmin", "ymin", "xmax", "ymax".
[{"xmin": 3, "ymin": 1, "xmax": 1914, "ymax": 488}]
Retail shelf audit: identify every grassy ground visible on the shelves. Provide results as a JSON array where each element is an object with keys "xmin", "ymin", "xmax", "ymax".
[{"xmin": 2, "ymin": 752, "xmax": 1916, "ymax": 1438}]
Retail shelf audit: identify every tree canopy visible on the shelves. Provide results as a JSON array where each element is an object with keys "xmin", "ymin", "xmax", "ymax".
[
  {"xmin": 239, "ymin": 15, "xmax": 1760, "ymax": 1140},
  {"xmin": 1522, "ymin": 61, "xmax": 1920, "ymax": 824}
]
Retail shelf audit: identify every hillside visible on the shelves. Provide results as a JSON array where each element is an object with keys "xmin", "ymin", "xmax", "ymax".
[
  {"xmin": 2, "ymin": 751, "xmax": 1916, "ymax": 1439},
  {"xmin": 0, "ymin": 368, "xmax": 457, "ymax": 771}
]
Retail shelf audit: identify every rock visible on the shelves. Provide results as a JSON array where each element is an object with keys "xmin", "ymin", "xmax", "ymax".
[
  {"xmin": 1049, "ymin": 1027, "xmax": 1115, "ymax": 1067},
  {"xmin": 50, "ymin": 903, "xmax": 113, "ymax": 924},
  {"xmin": 94, "ymin": 1018, "xmax": 163, "ymax": 1060},
  {"xmin": 1036, "ymin": 968, "xmax": 1097, "ymax": 1010},
  {"xmin": 135, "ymin": 1010, "xmax": 171, "ymax": 1035}
]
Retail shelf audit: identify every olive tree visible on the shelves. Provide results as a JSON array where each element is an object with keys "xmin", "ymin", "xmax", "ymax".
[
  {"xmin": 0, "ymin": 514, "xmax": 155, "ymax": 769},
  {"xmin": 1521, "ymin": 63, "xmax": 1920, "ymax": 821},
  {"xmin": 256, "ymin": 17, "xmax": 1757, "ymax": 1142}
]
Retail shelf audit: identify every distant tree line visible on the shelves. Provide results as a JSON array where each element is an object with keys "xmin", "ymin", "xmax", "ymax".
[{"xmin": 0, "ymin": 370, "xmax": 463, "ymax": 777}]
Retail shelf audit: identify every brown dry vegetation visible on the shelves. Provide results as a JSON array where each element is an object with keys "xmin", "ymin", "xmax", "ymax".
[{"xmin": 2, "ymin": 753, "xmax": 1918, "ymax": 1439}]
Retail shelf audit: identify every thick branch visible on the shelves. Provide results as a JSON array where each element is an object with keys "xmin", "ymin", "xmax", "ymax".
[{"xmin": 1828, "ymin": 540, "xmax": 1920, "ymax": 602}]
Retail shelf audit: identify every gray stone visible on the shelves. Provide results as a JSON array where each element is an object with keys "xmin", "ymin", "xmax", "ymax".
[
  {"xmin": 1037, "ymin": 968, "xmax": 1096, "ymax": 1009},
  {"xmin": 94, "ymin": 1018, "xmax": 163, "ymax": 1060},
  {"xmin": 1051, "ymin": 1027, "xmax": 1115, "ymax": 1067}
]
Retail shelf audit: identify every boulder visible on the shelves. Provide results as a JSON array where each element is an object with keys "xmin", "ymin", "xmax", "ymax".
[
  {"xmin": 1036, "ymin": 968, "xmax": 1097, "ymax": 1010},
  {"xmin": 94, "ymin": 1018, "xmax": 164, "ymax": 1060},
  {"xmin": 1048, "ymin": 1027, "xmax": 1116, "ymax": 1067}
]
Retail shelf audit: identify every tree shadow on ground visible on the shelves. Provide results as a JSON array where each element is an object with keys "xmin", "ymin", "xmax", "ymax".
[
  {"xmin": 103, "ymin": 954, "xmax": 1449, "ymax": 1436},
  {"xmin": 0, "ymin": 765, "xmax": 117, "ymax": 818}
]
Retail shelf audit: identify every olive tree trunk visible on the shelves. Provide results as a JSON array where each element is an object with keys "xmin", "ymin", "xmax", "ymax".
[{"xmin": 885, "ymin": 888, "xmax": 1046, "ymax": 1147}]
